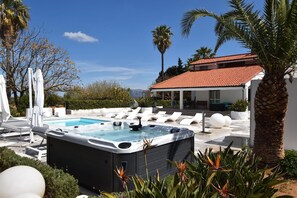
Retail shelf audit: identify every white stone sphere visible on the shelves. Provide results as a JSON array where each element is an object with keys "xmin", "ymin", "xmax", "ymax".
[
  {"xmin": 12, "ymin": 193, "xmax": 41, "ymax": 198},
  {"xmin": 76, "ymin": 195, "xmax": 89, "ymax": 198},
  {"xmin": 0, "ymin": 165, "xmax": 45, "ymax": 198},
  {"xmin": 209, "ymin": 113, "xmax": 225, "ymax": 128},
  {"xmin": 224, "ymin": 116, "xmax": 232, "ymax": 127}
]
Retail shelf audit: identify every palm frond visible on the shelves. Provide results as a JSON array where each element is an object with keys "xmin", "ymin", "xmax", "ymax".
[{"xmin": 181, "ymin": 9, "xmax": 219, "ymax": 37}]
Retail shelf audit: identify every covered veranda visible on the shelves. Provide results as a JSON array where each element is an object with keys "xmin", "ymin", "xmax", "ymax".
[{"xmin": 151, "ymin": 86, "xmax": 249, "ymax": 110}]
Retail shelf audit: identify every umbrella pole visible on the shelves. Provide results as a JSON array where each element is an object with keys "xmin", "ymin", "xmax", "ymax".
[
  {"xmin": 28, "ymin": 68, "xmax": 33, "ymax": 119},
  {"xmin": 28, "ymin": 68, "xmax": 35, "ymax": 143}
]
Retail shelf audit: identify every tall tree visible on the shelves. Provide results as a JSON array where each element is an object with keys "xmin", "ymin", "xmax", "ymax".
[
  {"xmin": 152, "ymin": 25, "xmax": 173, "ymax": 81},
  {"xmin": 187, "ymin": 46, "xmax": 216, "ymax": 66},
  {"xmin": 181, "ymin": 0, "xmax": 297, "ymax": 166},
  {"xmin": 0, "ymin": 0, "xmax": 30, "ymax": 99},
  {"xmin": 0, "ymin": 29, "xmax": 79, "ymax": 112},
  {"xmin": 155, "ymin": 58, "xmax": 186, "ymax": 83},
  {"xmin": 192, "ymin": 46, "xmax": 215, "ymax": 61}
]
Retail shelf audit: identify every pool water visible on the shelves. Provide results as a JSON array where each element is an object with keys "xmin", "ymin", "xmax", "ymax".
[
  {"xmin": 45, "ymin": 118, "xmax": 108, "ymax": 127},
  {"xmin": 77, "ymin": 125, "xmax": 171, "ymax": 142}
]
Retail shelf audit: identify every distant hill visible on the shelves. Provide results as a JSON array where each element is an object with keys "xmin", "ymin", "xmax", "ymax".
[{"xmin": 130, "ymin": 89, "xmax": 144, "ymax": 98}]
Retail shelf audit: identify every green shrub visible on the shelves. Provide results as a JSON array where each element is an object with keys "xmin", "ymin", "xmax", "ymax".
[
  {"xmin": 135, "ymin": 98, "xmax": 171, "ymax": 108},
  {"xmin": 64, "ymin": 81, "xmax": 132, "ymax": 101},
  {"xmin": 136, "ymin": 97, "xmax": 153, "ymax": 107},
  {"xmin": 0, "ymin": 147, "xmax": 79, "ymax": 198},
  {"xmin": 280, "ymin": 150, "xmax": 297, "ymax": 178},
  {"xmin": 155, "ymin": 99, "xmax": 171, "ymax": 108},
  {"xmin": 230, "ymin": 99, "xmax": 249, "ymax": 111},
  {"xmin": 108, "ymin": 145, "xmax": 285, "ymax": 198},
  {"xmin": 45, "ymin": 93, "xmax": 65, "ymax": 107}
]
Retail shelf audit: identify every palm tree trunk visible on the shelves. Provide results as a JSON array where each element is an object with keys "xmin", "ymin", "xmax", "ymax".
[
  {"xmin": 161, "ymin": 53, "xmax": 164, "ymax": 81},
  {"xmin": 161, "ymin": 52, "xmax": 165, "ymax": 100},
  {"xmin": 253, "ymin": 75, "xmax": 288, "ymax": 166}
]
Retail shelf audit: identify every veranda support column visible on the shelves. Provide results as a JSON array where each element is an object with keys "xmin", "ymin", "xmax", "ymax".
[
  {"xmin": 152, "ymin": 91, "xmax": 157, "ymax": 97},
  {"xmin": 179, "ymin": 90, "xmax": 183, "ymax": 110},
  {"xmin": 244, "ymin": 86, "xmax": 249, "ymax": 100},
  {"xmin": 171, "ymin": 91, "xmax": 174, "ymax": 107},
  {"xmin": 242, "ymin": 84, "xmax": 248, "ymax": 100}
]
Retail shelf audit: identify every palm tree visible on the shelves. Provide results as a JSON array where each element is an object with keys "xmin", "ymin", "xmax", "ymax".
[
  {"xmin": 152, "ymin": 25, "xmax": 173, "ymax": 81},
  {"xmin": 192, "ymin": 46, "xmax": 215, "ymax": 61},
  {"xmin": 187, "ymin": 46, "xmax": 216, "ymax": 66},
  {"xmin": 0, "ymin": 0, "xmax": 30, "ymax": 99},
  {"xmin": 181, "ymin": 0, "xmax": 297, "ymax": 166}
]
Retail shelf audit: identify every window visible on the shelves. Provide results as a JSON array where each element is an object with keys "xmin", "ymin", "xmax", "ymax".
[
  {"xmin": 200, "ymin": 66, "xmax": 208, "ymax": 70},
  {"xmin": 209, "ymin": 90, "xmax": 220, "ymax": 104}
]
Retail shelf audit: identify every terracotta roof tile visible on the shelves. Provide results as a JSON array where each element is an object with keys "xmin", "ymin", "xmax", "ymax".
[
  {"xmin": 151, "ymin": 65, "xmax": 263, "ymax": 89},
  {"xmin": 191, "ymin": 53, "xmax": 257, "ymax": 65}
]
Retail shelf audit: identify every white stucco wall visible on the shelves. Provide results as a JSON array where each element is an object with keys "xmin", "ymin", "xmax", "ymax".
[{"xmin": 250, "ymin": 79, "xmax": 297, "ymax": 150}]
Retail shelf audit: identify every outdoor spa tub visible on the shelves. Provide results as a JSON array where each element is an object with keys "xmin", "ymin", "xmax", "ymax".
[{"xmin": 46, "ymin": 121, "xmax": 194, "ymax": 192}]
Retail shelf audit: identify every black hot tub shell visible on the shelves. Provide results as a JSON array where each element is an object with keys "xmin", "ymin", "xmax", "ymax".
[{"xmin": 47, "ymin": 125, "xmax": 194, "ymax": 192}]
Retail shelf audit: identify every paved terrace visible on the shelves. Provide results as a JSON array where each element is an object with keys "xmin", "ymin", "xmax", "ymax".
[
  {"xmin": 0, "ymin": 114, "xmax": 250, "ymax": 196},
  {"xmin": 0, "ymin": 114, "xmax": 250, "ymax": 163}
]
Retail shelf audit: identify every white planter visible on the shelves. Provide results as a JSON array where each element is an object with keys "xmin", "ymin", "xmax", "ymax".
[
  {"xmin": 54, "ymin": 107, "xmax": 66, "ymax": 117},
  {"xmin": 230, "ymin": 111, "xmax": 248, "ymax": 120}
]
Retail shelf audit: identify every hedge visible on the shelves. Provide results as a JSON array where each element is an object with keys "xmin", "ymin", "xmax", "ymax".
[
  {"xmin": 65, "ymin": 100, "xmax": 131, "ymax": 110},
  {"xmin": 0, "ymin": 147, "xmax": 80, "ymax": 198},
  {"xmin": 65, "ymin": 99, "xmax": 172, "ymax": 110}
]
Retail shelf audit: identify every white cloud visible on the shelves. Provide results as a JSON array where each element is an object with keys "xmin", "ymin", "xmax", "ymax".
[
  {"xmin": 63, "ymin": 31, "xmax": 98, "ymax": 43},
  {"xmin": 75, "ymin": 60, "xmax": 156, "ymax": 89},
  {"xmin": 76, "ymin": 61, "xmax": 155, "ymax": 76}
]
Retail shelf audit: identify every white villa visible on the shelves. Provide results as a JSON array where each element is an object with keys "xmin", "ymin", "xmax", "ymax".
[{"xmin": 151, "ymin": 53, "xmax": 264, "ymax": 110}]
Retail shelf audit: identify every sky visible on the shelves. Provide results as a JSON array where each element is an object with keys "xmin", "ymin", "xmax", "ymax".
[{"xmin": 23, "ymin": 0, "xmax": 264, "ymax": 90}]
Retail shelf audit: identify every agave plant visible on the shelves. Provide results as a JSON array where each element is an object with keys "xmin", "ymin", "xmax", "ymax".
[{"xmin": 107, "ymin": 144, "xmax": 286, "ymax": 198}]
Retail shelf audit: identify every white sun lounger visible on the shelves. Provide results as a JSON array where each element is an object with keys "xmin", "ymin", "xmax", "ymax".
[
  {"xmin": 141, "ymin": 111, "xmax": 166, "ymax": 121},
  {"xmin": 105, "ymin": 112, "xmax": 116, "ymax": 118},
  {"xmin": 180, "ymin": 113, "xmax": 203, "ymax": 125},
  {"xmin": 0, "ymin": 118, "xmax": 31, "ymax": 138},
  {"xmin": 114, "ymin": 111, "xmax": 127, "ymax": 119},
  {"xmin": 26, "ymin": 126, "xmax": 49, "ymax": 160},
  {"xmin": 127, "ymin": 110, "xmax": 150, "ymax": 120},
  {"xmin": 126, "ymin": 107, "xmax": 142, "ymax": 120},
  {"xmin": 156, "ymin": 112, "xmax": 182, "ymax": 123}
]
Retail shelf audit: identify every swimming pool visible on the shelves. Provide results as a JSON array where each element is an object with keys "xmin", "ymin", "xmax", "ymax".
[
  {"xmin": 45, "ymin": 118, "xmax": 108, "ymax": 127},
  {"xmin": 46, "ymin": 121, "xmax": 194, "ymax": 192}
]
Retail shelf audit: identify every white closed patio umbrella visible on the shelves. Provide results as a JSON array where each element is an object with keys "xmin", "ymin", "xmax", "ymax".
[
  {"xmin": 30, "ymin": 69, "xmax": 44, "ymax": 142},
  {"xmin": 0, "ymin": 75, "xmax": 11, "ymax": 122}
]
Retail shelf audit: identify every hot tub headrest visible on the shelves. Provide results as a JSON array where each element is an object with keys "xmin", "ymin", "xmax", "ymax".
[
  {"xmin": 118, "ymin": 142, "xmax": 132, "ymax": 149},
  {"xmin": 113, "ymin": 121, "xmax": 122, "ymax": 126},
  {"xmin": 32, "ymin": 126, "xmax": 49, "ymax": 133},
  {"xmin": 170, "ymin": 127, "xmax": 180, "ymax": 133},
  {"xmin": 32, "ymin": 126, "xmax": 50, "ymax": 137}
]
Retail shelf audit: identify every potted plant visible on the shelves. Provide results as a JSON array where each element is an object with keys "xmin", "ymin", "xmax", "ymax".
[{"xmin": 230, "ymin": 99, "xmax": 249, "ymax": 120}]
